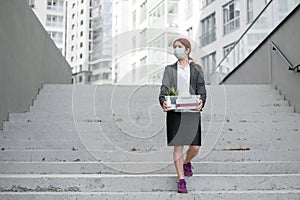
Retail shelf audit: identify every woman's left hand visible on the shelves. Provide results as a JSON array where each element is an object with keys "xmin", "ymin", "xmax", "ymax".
[{"xmin": 196, "ymin": 99, "xmax": 203, "ymax": 111}]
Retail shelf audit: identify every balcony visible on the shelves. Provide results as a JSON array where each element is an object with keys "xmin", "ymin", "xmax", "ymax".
[
  {"xmin": 200, "ymin": 28, "xmax": 216, "ymax": 47},
  {"xmin": 223, "ymin": 17, "xmax": 240, "ymax": 35},
  {"xmin": 210, "ymin": 0, "xmax": 300, "ymax": 84},
  {"xmin": 47, "ymin": 6, "xmax": 64, "ymax": 13}
]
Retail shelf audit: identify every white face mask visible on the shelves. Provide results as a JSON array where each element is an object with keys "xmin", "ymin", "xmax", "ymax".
[{"xmin": 174, "ymin": 47, "xmax": 186, "ymax": 59}]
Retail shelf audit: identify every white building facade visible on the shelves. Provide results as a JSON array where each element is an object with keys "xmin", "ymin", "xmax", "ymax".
[
  {"xmin": 194, "ymin": 0, "xmax": 270, "ymax": 84},
  {"xmin": 27, "ymin": 0, "xmax": 67, "ymax": 56},
  {"xmin": 112, "ymin": 0, "xmax": 182, "ymax": 85},
  {"xmin": 27, "ymin": 0, "xmax": 112, "ymax": 85},
  {"xmin": 112, "ymin": 0, "xmax": 271, "ymax": 85}
]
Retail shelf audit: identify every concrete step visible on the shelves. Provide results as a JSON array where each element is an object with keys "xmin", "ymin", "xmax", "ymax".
[
  {"xmin": 0, "ymin": 150, "xmax": 299, "ymax": 162},
  {"xmin": 1, "ymin": 128, "xmax": 299, "ymax": 144},
  {"xmin": 1, "ymin": 191, "xmax": 300, "ymax": 200},
  {"xmin": 1, "ymin": 132, "xmax": 299, "ymax": 151},
  {"xmin": 0, "ymin": 174, "xmax": 299, "ymax": 192},
  {"xmin": 8, "ymin": 112, "xmax": 300, "ymax": 123},
  {"xmin": 0, "ymin": 161, "xmax": 299, "ymax": 174},
  {"xmin": 37, "ymin": 84, "xmax": 279, "ymax": 95},
  {"xmin": 3, "ymin": 120, "xmax": 300, "ymax": 133},
  {"xmin": 27, "ymin": 106, "xmax": 294, "ymax": 116}
]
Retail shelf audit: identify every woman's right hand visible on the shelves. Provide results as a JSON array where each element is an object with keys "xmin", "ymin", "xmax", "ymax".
[{"xmin": 162, "ymin": 101, "xmax": 171, "ymax": 111}]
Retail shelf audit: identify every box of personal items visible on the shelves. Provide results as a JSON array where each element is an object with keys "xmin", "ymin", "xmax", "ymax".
[{"xmin": 165, "ymin": 87, "xmax": 201, "ymax": 112}]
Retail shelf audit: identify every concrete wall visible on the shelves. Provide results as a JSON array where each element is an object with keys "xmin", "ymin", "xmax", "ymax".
[
  {"xmin": 0, "ymin": 1, "xmax": 72, "ymax": 129},
  {"xmin": 223, "ymin": 6, "xmax": 300, "ymax": 113}
]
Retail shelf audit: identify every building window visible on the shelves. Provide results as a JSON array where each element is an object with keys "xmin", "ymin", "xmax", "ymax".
[
  {"xmin": 186, "ymin": 27, "xmax": 193, "ymax": 39},
  {"xmin": 81, "ymin": 0, "xmax": 84, "ymax": 4},
  {"xmin": 140, "ymin": 56, "xmax": 147, "ymax": 65},
  {"xmin": 71, "ymin": 45, "xmax": 74, "ymax": 51},
  {"xmin": 72, "ymin": 13, "xmax": 75, "ymax": 19},
  {"xmin": 71, "ymin": 35, "xmax": 75, "ymax": 40},
  {"xmin": 167, "ymin": 1, "xmax": 178, "ymax": 28},
  {"xmin": 200, "ymin": 13, "xmax": 216, "ymax": 47},
  {"xmin": 201, "ymin": 51, "xmax": 216, "ymax": 81},
  {"xmin": 223, "ymin": 0, "xmax": 240, "ymax": 35},
  {"xmin": 46, "ymin": 15, "xmax": 63, "ymax": 27},
  {"xmin": 80, "ymin": 31, "xmax": 83, "ymax": 36},
  {"xmin": 71, "ymin": 24, "xmax": 75, "ymax": 29},
  {"xmin": 132, "ymin": 36, "xmax": 136, "ymax": 54},
  {"xmin": 223, "ymin": 42, "xmax": 235, "ymax": 57},
  {"xmin": 80, "ymin": 42, "xmax": 83, "ymax": 47},
  {"xmin": 202, "ymin": 0, "xmax": 215, "ymax": 7},
  {"xmin": 139, "ymin": 28, "xmax": 147, "ymax": 47},
  {"xmin": 102, "ymin": 72, "xmax": 109, "ymax": 80},
  {"xmin": 80, "ymin": 54, "xmax": 83, "ymax": 59},
  {"xmin": 81, "ymin": 9, "xmax": 84, "ymax": 14},
  {"xmin": 247, "ymin": 0, "xmax": 253, "ymax": 24},
  {"xmin": 88, "ymin": 42, "xmax": 92, "ymax": 50},
  {"xmin": 185, "ymin": 0, "xmax": 193, "ymax": 19},
  {"xmin": 132, "ymin": 63, "xmax": 136, "ymax": 81},
  {"xmin": 72, "ymin": 3, "xmax": 75, "ymax": 8},
  {"xmin": 149, "ymin": 2, "xmax": 165, "ymax": 28},
  {"xmin": 79, "ymin": 65, "xmax": 82, "ymax": 71},
  {"xmin": 71, "ymin": 56, "xmax": 74, "ymax": 62},
  {"xmin": 132, "ymin": 11, "xmax": 136, "ymax": 29},
  {"xmin": 80, "ymin": 20, "xmax": 84, "ymax": 25},
  {"xmin": 79, "ymin": 76, "xmax": 82, "ymax": 82},
  {"xmin": 139, "ymin": 1, "xmax": 147, "ymax": 24}
]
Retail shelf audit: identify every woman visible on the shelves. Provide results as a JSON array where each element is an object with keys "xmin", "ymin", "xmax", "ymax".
[{"xmin": 159, "ymin": 38, "xmax": 206, "ymax": 193}]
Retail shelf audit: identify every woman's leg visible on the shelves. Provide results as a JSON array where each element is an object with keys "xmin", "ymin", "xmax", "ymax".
[
  {"xmin": 173, "ymin": 145, "xmax": 184, "ymax": 180},
  {"xmin": 184, "ymin": 145, "xmax": 200, "ymax": 164}
]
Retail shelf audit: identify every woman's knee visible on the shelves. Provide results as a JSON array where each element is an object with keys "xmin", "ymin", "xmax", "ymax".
[{"xmin": 189, "ymin": 145, "xmax": 200, "ymax": 153}]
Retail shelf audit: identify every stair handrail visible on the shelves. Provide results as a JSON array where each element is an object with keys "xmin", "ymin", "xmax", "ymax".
[
  {"xmin": 270, "ymin": 40, "xmax": 300, "ymax": 72},
  {"xmin": 210, "ymin": 0, "xmax": 300, "ymax": 84}
]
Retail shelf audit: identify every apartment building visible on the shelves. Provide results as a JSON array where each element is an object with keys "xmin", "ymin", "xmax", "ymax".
[
  {"xmin": 27, "ymin": 0, "xmax": 112, "ymax": 85},
  {"xmin": 112, "ymin": 0, "xmax": 274, "ymax": 84},
  {"xmin": 27, "ymin": 0, "xmax": 67, "ymax": 56},
  {"xmin": 193, "ymin": 0, "xmax": 270, "ymax": 83},
  {"xmin": 112, "ymin": 0, "xmax": 182, "ymax": 85},
  {"xmin": 66, "ymin": 0, "xmax": 112, "ymax": 84}
]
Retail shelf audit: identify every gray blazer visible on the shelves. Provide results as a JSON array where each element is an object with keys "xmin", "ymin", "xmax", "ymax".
[{"xmin": 159, "ymin": 61, "xmax": 207, "ymax": 108}]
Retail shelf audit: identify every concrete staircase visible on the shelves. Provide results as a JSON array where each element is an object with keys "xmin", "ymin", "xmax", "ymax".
[{"xmin": 0, "ymin": 84, "xmax": 300, "ymax": 199}]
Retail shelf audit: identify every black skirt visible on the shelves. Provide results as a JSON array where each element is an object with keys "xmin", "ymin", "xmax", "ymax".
[{"xmin": 166, "ymin": 111, "xmax": 202, "ymax": 146}]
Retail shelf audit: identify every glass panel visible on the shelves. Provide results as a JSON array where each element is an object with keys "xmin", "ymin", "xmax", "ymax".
[{"xmin": 211, "ymin": 0, "xmax": 300, "ymax": 84}]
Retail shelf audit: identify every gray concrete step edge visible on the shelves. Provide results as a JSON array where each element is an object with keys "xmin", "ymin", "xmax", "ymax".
[
  {"xmin": 0, "ymin": 161, "xmax": 299, "ymax": 174},
  {"xmin": 0, "ymin": 191, "xmax": 300, "ymax": 200},
  {"xmin": 0, "ymin": 174, "xmax": 299, "ymax": 192}
]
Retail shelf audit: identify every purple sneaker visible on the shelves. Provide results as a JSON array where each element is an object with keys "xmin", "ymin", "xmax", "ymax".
[
  {"xmin": 177, "ymin": 179, "xmax": 188, "ymax": 193},
  {"xmin": 183, "ymin": 162, "xmax": 193, "ymax": 176}
]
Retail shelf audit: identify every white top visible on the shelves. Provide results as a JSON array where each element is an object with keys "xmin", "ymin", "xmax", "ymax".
[{"xmin": 177, "ymin": 61, "xmax": 190, "ymax": 96}]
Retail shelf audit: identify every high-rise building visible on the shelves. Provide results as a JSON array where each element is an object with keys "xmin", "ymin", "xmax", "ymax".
[
  {"xmin": 90, "ymin": 0, "xmax": 113, "ymax": 85},
  {"xmin": 66, "ymin": 0, "xmax": 112, "ymax": 85},
  {"xmin": 27, "ymin": 0, "xmax": 68, "ymax": 56},
  {"xmin": 27, "ymin": 0, "xmax": 112, "ymax": 85}
]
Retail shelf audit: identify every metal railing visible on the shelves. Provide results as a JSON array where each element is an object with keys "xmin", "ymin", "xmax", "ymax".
[
  {"xmin": 210, "ymin": 0, "xmax": 300, "ymax": 84},
  {"xmin": 270, "ymin": 41, "xmax": 300, "ymax": 72}
]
